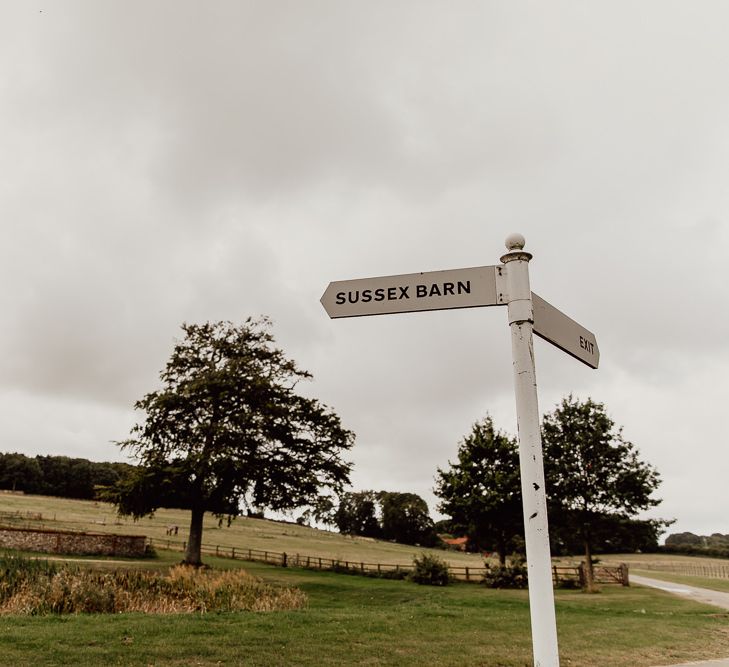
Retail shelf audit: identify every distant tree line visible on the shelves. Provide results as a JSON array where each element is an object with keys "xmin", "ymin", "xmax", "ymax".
[
  {"xmin": 661, "ymin": 532, "xmax": 729, "ymax": 558},
  {"xmin": 333, "ymin": 490, "xmax": 439, "ymax": 547},
  {"xmin": 0, "ymin": 452, "xmax": 135, "ymax": 501}
]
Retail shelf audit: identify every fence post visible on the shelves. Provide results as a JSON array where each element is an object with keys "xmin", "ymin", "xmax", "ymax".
[
  {"xmin": 552, "ymin": 565, "xmax": 558, "ymax": 586},
  {"xmin": 620, "ymin": 563, "xmax": 629, "ymax": 586},
  {"xmin": 216, "ymin": 545, "xmax": 219, "ymax": 556},
  {"xmin": 319, "ymin": 557, "xmax": 322, "ymax": 569},
  {"xmin": 578, "ymin": 562, "xmax": 586, "ymax": 589},
  {"xmin": 282, "ymin": 552, "xmax": 287, "ymax": 568},
  {"xmin": 232, "ymin": 547, "xmax": 236, "ymax": 559},
  {"xmin": 465, "ymin": 567, "xmax": 470, "ymax": 582}
]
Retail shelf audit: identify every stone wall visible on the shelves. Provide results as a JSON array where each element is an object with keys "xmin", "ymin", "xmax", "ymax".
[{"xmin": 0, "ymin": 526, "xmax": 147, "ymax": 557}]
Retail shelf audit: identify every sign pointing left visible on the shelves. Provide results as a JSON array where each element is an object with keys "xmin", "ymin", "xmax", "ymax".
[{"xmin": 320, "ymin": 265, "xmax": 502, "ymax": 318}]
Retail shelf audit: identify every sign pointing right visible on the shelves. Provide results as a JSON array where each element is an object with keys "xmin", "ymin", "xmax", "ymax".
[{"xmin": 532, "ymin": 292, "xmax": 599, "ymax": 369}]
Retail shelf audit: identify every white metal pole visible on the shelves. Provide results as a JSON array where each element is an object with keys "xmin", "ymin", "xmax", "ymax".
[{"xmin": 500, "ymin": 233, "xmax": 560, "ymax": 667}]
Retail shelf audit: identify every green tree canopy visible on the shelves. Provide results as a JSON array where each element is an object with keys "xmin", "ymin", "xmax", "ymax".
[
  {"xmin": 0, "ymin": 452, "xmax": 133, "ymax": 499},
  {"xmin": 542, "ymin": 395, "xmax": 663, "ymax": 588},
  {"xmin": 333, "ymin": 490, "xmax": 437, "ymax": 546},
  {"xmin": 379, "ymin": 491, "xmax": 437, "ymax": 546},
  {"xmin": 434, "ymin": 417, "xmax": 523, "ymax": 565},
  {"xmin": 0, "ymin": 453, "xmax": 42, "ymax": 493},
  {"xmin": 105, "ymin": 318, "xmax": 354, "ymax": 566},
  {"xmin": 334, "ymin": 490, "xmax": 382, "ymax": 538}
]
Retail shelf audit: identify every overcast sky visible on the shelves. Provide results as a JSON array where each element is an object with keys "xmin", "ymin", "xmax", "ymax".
[{"xmin": 2, "ymin": 1, "xmax": 728, "ymax": 538}]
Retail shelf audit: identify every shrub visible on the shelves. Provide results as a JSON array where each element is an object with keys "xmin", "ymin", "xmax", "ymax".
[
  {"xmin": 482, "ymin": 555, "xmax": 528, "ymax": 589},
  {"xmin": 408, "ymin": 553, "xmax": 451, "ymax": 586}
]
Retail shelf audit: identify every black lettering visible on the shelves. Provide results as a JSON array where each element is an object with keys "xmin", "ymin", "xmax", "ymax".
[
  {"xmin": 580, "ymin": 336, "xmax": 586, "ymax": 349},
  {"xmin": 429, "ymin": 283, "xmax": 441, "ymax": 297},
  {"xmin": 335, "ymin": 292, "xmax": 346, "ymax": 305},
  {"xmin": 398, "ymin": 286, "xmax": 410, "ymax": 299},
  {"xmin": 416, "ymin": 284, "xmax": 427, "ymax": 298},
  {"xmin": 443, "ymin": 282, "xmax": 455, "ymax": 296},
  {"xmin": 362, "ymin": 289, "xmax": 372, "ymax": 303},
  {"xmin": 347, "ymin": 291, "xmax": 359, "ymax": 304},
  {"xmin": 457, "ymin": 280, "xmax": 471, "ymax": 295},
  {"xmin": 387, "ymin": 287, "xmax": 397, "ymax": 300},
  {"xmin": 374, "ymin": 288, "xmax": 385, "ymax": 301}
]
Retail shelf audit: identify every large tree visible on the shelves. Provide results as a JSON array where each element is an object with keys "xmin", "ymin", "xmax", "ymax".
[
  {"xmin": 434, "ymin": 417, "xmax": 523, "ymax": 565},
  {"xmin": 106, "ymin": 318, "xmax": 354, "ymax": 566},
  {"xmin": 334, "ymin": 490, "xmax": 382, "ymax": 538},
  {"xmin": 379, "ymin": 492, "xmax": 437, "ymax": 546},
  {"xmin": 542, "ymin": 395, "xmax": 662, "ymax": 589}
]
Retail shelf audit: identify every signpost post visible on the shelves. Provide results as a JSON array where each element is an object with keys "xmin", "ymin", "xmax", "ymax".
[
  {"xmin": 500, "ymin": 234, "xmax": 559, "ymax": 666},
  {"xmin": 321, "ymin": 234, "xmax": 598, "ymax": 667}
]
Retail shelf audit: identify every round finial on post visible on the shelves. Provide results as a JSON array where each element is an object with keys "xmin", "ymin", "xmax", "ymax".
[
  {"xmin": 500, "ymin": 232, "xmax": 532, "ymax": 264},
  {"xmin": 505, "ymin": 233, "xmax": 526, "ymax": 251}
]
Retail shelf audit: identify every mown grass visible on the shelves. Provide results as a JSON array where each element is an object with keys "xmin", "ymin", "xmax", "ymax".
[
  {"xmin": 3, "ymin": 495, "xmax": 729, "ymax": 664},
  {"xmin": 1, "ymin": 556, "xmax": 728, "ymax": 666},
  {"xmin": 0, "ymin": 493, "xmax": 489, "ymax": 568}
]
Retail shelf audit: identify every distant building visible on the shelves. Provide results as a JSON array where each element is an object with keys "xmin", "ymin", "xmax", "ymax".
[{"xmin": 440, "ymin": 535, "xmax": 469, "ymax": 551}]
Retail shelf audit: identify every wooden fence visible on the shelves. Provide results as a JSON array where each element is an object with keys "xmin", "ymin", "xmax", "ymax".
[
  {"xmin": 0, "ymin": 510, "xmax": 43, "ymax": 526},
  {"xmin": 150, "ymin": 539, "xmax": 629, "ymax": 586},
  {"xmin": 622, "ymin": 561, "xmax": 729, "ymax": 579}
]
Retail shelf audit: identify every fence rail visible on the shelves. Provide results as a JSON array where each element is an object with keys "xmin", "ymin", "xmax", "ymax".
[
  {"xmin": 623, "ymin": 562, "xmax": 729, "ymax": 579},
  {"xmin": 150, "ymin": 539, "xmax": 629, "ymax": 586},
  {"xmin": 0, "ymin": 510, "xmax": 43, "ymax": 523}
]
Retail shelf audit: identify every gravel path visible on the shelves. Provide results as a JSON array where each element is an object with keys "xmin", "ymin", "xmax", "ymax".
[
  {"xmin": 630, "ymin": 575, "xmax": 729, "ymax": 667},
  {"xmin": 632, "ymin": 574, "xmax": 729, "ymax": 611}
]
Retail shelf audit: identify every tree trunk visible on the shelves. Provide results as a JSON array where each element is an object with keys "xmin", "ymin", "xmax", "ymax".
[
  {"xmin": 183, "ymin": 506, "xmax": 205, "ymax": 566},
  {"xmin": 497, "ymin": 533, "xmax": 507, "ymax": 566},
  {"xmin": 583, "ymin": 528, "xmax": 596, "ymax": 592}
]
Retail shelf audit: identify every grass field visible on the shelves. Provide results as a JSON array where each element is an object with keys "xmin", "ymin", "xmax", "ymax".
[
  {"xmin": 0, "ymin": 493, "xmax": 491, "ymax": 568},
  {"xmin": 2, "ymin": 494, "xmax": 729, "ymax": 665},
  {"xmin": 1, "ymin": 554, "xmax": 729, "ymax": 666}
]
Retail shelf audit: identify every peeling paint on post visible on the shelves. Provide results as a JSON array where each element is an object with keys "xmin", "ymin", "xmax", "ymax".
[{"xmin": 500, "ymin": 234, "xmax": 560, "ymax": 666}]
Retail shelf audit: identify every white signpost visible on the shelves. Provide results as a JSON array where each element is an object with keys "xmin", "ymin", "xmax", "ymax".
[{"xmin": 321, "ymin": 234, "xmax": 598, "ymax": 667}]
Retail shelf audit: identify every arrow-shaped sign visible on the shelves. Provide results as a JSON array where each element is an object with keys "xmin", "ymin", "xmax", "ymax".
[
  {"xmin": 320, "ymin": 265, "xmax": 598, "ymax": 369},
  {"xmin": 320, "ymin": 265, "xmax": 501, "ymax": 318},
  {"xmin": 532, "ymin": 293, "xmax": 599, "ymax": 369}
]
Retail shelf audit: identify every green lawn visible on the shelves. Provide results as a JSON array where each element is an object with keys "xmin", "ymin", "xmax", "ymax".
[
  {"xmin": 0, "ymin": 493, "xmax": 489, "ymax": 568},
  {"xmin": 3, "ymin": 495, "xmax": 729, "ymax": 665},
  {"xmin": 1, "ymin": 555, "xmax": 728, "ymax": 666}
]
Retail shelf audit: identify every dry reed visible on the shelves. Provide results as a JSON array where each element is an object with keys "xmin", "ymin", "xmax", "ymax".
[{"xmin": 0, "ymin": 555, "xmax": 306, "ymax": 615}]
